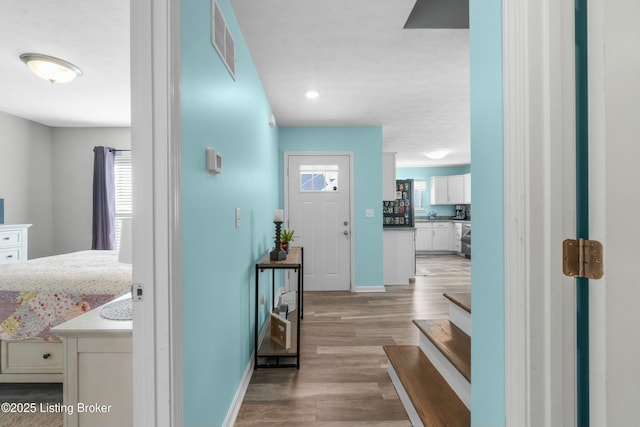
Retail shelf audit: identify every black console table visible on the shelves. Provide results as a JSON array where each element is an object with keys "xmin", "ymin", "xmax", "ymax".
[{"xmin": 254, "ymin": 247, "xmax": 303, "ymax": 369}]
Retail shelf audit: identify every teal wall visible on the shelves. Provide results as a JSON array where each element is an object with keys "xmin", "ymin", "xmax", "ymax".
[
  {"xmin": 470, "ymin": 0, "xmax": 505, "ymax": 425},
  {"xmin": 279, "ymin": 127, "xmax": 384, "ymax": 288},
  {"xmin": 396, "ymin": 166, "xmax": 471, "ymax": 217},
  {"xmin": 181, "ymin": 0, "xmax": 280, "ymax": 425}
]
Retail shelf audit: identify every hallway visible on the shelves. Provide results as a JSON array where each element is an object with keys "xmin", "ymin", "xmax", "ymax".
[{"xmin": 235, "ymin": 255, "xmax": 471, "ymax": 426}]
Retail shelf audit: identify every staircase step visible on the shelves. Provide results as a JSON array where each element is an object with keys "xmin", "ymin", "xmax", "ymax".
[
  {"xmin": 444, "ymin": 293, "xmax": 471, "ymax": 314},
  {"xmin": 444, "ymin": 293, "xmax": 471, "ymax": 336},
  {"xmin": 384, "ymin": 345, "xmax": 470, "ymax": 427},
  {"xmin": 413, "ymin": 319, "xmax": 471, "ymax": 407}
]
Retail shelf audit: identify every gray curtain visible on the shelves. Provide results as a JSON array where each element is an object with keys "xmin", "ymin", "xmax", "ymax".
[{"xmin": 92, "ymin": 146, "xmax": 116, "ymax": 250}]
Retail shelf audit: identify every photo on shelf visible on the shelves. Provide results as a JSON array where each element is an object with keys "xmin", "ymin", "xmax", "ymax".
[{"xmin": 270, "ymin": 313, "xmax": 291, "ymax": 349}]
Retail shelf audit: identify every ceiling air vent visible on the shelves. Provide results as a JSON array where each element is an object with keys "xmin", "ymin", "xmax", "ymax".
[{"xmin": 211, "ymin": 1, "xmax": 236, "ymax": 79}]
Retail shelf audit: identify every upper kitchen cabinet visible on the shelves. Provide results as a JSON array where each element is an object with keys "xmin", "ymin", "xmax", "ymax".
[
  {"xmin": 382, "ymin": 153, "xmax": 397, "ymax": 201},
  {"xmin": 463, "ymin": 173, "xmax": 471, "ymax": 204},
  {"xmin": 430, "ymin": 174, "xmax": 466, "ymax": 205},
  {"xmin": 448, "ymin": 175, "xmax": 464, "ymax": 203},
  {"xmin": 430, "ymin": 176, "xmax": 449, "ymax": 204}
]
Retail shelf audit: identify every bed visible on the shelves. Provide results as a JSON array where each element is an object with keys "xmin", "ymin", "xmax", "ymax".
[{"xmin": 0, "ymin": 250, "xmax": 131, "ymax": 382}]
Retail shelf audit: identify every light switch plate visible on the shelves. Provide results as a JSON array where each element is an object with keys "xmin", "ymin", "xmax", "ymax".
[
  {"xmin": 365, "ymin": 209, "xmax": 375, "ymax": 218},
  {"xmin": 235, "ymin": 208, "xmax": 240, "ymax": 228}
]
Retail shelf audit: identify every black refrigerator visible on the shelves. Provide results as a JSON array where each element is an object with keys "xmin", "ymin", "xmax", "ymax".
[{"xmin": 382, "ymin": 179, "xmax": 414, "ymax": 227}]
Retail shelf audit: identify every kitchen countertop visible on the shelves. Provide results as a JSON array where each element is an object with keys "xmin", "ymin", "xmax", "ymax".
[
  {"xmin": 415, "ymin": 217, "xmax": 471, "ymax": 223},
  {"xmin": 383, "ymin": 226, "xmax": 416, "ymax": 230}
]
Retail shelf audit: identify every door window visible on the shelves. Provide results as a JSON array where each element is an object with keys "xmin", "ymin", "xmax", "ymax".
[{"xmin": 299, "ymin": 164, "xmax": 339, "ymax": 192}]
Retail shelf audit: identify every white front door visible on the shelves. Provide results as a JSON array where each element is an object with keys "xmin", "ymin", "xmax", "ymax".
[{"xmin": 286, "ymin": 154, "xmax": 351, "ymax": 291}]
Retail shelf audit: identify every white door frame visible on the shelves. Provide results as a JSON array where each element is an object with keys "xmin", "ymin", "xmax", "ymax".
[
  {"xmin": 131, "ymin": 0, "xmax": 183, "ymax": 426},
  {"xmin": 503, "ymin": 0, "xmax": 577, "ymax": 426},
  {"xmin": 284, "ymin": 151, "xmax": 355, "ymax": 291}
]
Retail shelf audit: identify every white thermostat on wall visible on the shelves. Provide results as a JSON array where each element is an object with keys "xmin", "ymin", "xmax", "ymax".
[{"xmin": 206, "ymin": 148, "xmax": 222, "ymax": 175}]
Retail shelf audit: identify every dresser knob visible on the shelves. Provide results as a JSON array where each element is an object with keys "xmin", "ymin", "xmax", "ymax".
[
  {"xmin": 2, "ymin": 237, "xmax": 9, "ymax": 240},
  {"xmin": 42, "ymin": 353, "xmax": 51, "ymax": 359}
]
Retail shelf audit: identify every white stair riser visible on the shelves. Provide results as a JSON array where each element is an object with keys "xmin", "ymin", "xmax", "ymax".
[
  {"xmin": 448, "ymin": 302, "xmax": 472, "ymax": 336},
  {"xmin": 387, "ymin": 363, "xmax": 425, "ymax": 427},
  {"xmin": 419, "ymin": 334, "xmax": 470, "ymax": 409}
]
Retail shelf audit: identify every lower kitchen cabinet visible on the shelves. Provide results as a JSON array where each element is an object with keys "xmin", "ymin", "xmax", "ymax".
[
  {"xmin": 432, "ymin": 222, "xmax": 452, "ymax": 251},
  {"xmin": 415, "ymin": 222, "xmax": 432, "ymax": 251},
  {"xmin": 383, "ymin": 228, "xmax": 416, "ymax": 284},
  {"xmin": 453, "ymin": 222, "xmax": 463, "ymax": 253}
]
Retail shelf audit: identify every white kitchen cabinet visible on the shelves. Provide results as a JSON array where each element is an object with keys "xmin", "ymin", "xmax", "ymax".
[
  {"xmin": 463, "ymin": 173, "xmax": 471, "ymax": 204},
  {"xmin": 383, "ymin": 228, "xmax": 415, "ymax": 284},
  {"xmin": 0, "ymin": 224, "xmax": 31, "ymax": 263},
  {"xmin": 415, "ymin": 222, "xmax": 433, "ymax": 251},
  {"xmin": 430, "ymin": 175, "xmax": 466, "ymax": 205},
  {"xmin": 382, "ymin": 153, "xmax": 397, "ymax": 201},
  {"xmin": 453, "ymin": 222, "xmax": 463, "ymax": 253},
  {"xmin": 447, "ymin": 175, "xmax": 464, "ymax": 204},
  {"xmin": 430, "ymin": 176, "xmax": 449, "ymax": 205},
  {"xmin": 432, "ymin": 222, "xmax": 453, "ymax": 251}
]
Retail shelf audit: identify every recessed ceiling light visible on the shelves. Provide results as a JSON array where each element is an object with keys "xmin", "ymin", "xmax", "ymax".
[
  {"xmin": 305, "ymin": 90, "xmax": 320, "ymax": 99},
  {"xmin": 20, "ymin": 53, "xmax": 82, "ymax": 83},
  {"xmin": 424, "ymin": 150, "xmax": 450, "ymax": 160}
]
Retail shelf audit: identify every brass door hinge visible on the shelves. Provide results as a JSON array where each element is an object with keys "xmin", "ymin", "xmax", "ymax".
[{"xmin": 563, "ymin": 239, "xmax": 604, "ymax": 279}]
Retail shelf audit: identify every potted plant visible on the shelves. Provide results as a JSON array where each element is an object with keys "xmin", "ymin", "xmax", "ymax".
[{"xmin": 280, "ymin": 229, "xmax": 295, "ymax": 252}]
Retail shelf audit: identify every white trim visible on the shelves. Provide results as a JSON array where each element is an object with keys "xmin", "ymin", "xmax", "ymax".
[
  {"xmin": 283, "ymin": 151, "xmax": 355, "ymax": 291},
  {"xmin": 448, "ymin": 302, "xmax": 471, "ymax": 336},
  {"xmin": 503, "ymin": 0, "xmax": 577, "ymax": 426},
  {"xmin": 503, "ymin": 0, "xmax": 529, "ymax": 424},
  {"xmin": 353, "ymin": 286, "xmax": 386, "ymax": 293},
  {"xmin": 419, "ymin": 334, "xmax": 470, "ymax": 409},
  {"xmin": 222, "ymin": 354, "xmax": 254, "ymax": 427},
  {"xmin": 131, "ymin": 0, "xmax": 183, "ymax": 425},
  {"xmin": 387, "ymin": 363, "xmax": 424, "ymax": 427}
]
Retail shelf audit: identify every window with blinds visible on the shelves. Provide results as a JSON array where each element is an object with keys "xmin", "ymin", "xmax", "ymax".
[{"xmin": 114, "ymin": 151, "xmax": 132, "ymax": 249}]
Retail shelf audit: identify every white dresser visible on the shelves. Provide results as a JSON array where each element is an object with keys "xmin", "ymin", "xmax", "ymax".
[
  {"xmin": 52, "ymin": 294, "xmax": 132, "ymax": 427},
  {"xmin": 0, "ymin": 224, "xmax": 31, "ymax": 263}
]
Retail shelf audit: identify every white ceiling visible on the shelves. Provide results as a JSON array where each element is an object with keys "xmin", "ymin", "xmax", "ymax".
[
  {"xmin": 231, "ymin": 0, "xmax": 470, "ymax": 167},
  {"xmin": 0, "ymin": 0, "xmax": 130, "ymax": 128},
  {"xmin": 0, "ymin": 0, "xmax": 469, "ymax": 167}
]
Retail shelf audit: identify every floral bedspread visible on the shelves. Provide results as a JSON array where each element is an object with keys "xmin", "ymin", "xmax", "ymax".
[
  {"xmin": 0, "ymin": 291, "xmax": 121, "ymax": 341},
  {"xmin": 0, "ymin": 250, "xmax": 131, "ymax": 341}
]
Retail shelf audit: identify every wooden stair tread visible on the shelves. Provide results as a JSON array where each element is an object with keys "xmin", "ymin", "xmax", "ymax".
[
  {"xmin": 384, "ymin": 345, "xmax": 470, "ymax": 427},
  {"xmin": 444, "ymin": 293, "xmax": 471, "ymax": 314},
  {"xmin": 413, "ymin": 319, "xmax": 471, "ymax": 382}
]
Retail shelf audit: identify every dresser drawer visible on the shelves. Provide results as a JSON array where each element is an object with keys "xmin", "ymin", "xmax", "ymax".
[
  {"xmin": 0, "ymin": 248, "xmax": 21, "ymax": 264},
  {"xmin": 0, "ymin": 230, "xmax": 22, "ymax": 248},
  {"xmin": 1, "ymin": 341, "xmax": 63, "ymax": 374}
]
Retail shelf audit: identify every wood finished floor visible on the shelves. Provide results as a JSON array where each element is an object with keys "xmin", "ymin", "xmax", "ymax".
[{"xmin": 235, "ymin": 254, "xmax": 471, "ymax": 426}]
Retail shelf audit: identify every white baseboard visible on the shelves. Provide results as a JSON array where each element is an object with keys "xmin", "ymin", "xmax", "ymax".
[
  {"xmin": 222, "ymin": 351, "xmax": 254, "ymax": 427},
  {"xmin": 353, "ymin": 286, "xmax": 386, "ymax": 293}
]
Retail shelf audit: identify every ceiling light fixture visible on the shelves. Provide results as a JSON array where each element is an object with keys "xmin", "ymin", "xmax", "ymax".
[
  {"xmin": 305, "ymin": 90, "xmax": 320, "ymax": 99},
  {"xmin": 20, "ymin": 53, "xmax": 82, "ymax": 83},
  {"xmin": 424, "ymin": 150, "xmax": 450, "ymax": 160}
]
